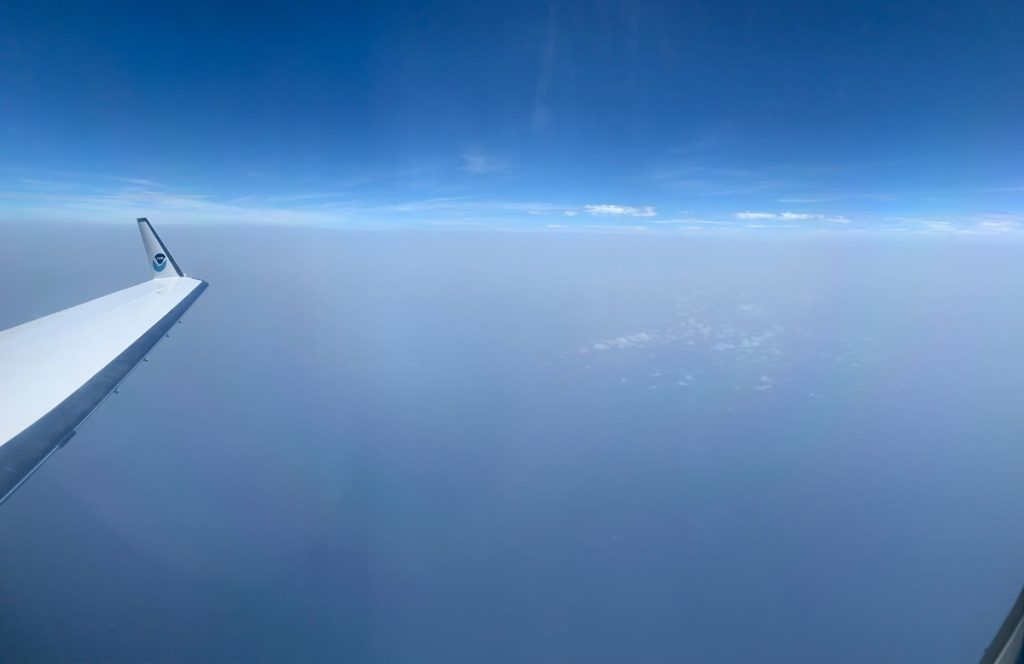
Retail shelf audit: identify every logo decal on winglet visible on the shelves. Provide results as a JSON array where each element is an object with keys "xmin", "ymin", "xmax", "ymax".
[{"xmin": 153, "ymin": 253, "xmax": 167, "ymax": 271}]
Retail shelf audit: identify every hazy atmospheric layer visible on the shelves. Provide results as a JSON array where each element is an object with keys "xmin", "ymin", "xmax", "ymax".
[{"xmin": 1, "ymin": 223, "xmax": 1023, "ymax": 663}]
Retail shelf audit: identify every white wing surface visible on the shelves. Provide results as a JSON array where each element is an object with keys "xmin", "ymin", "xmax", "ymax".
[{"xmin": 0, "ymin": 219, "xmax": 207, "ymax": 505}]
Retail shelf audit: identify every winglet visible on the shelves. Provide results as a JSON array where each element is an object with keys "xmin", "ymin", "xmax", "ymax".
[{"xmin": 137, "ymin": 218, "xmax": 184, "ymax": 278}]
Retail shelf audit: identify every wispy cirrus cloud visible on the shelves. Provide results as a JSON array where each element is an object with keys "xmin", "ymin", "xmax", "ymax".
[
  {"xmin": 971, "ymin": 182, "xmax": 1024, "ymax": 193},
  {"xmin": 524, "ymin": 206, "xmax": 583, "ymax": 217},
  {"xmin": 965, "ymin": 213, "xmax": 1024, "ymax": 232},
  {"xmin": 584, "ymin": 204, "xmax": 656, "ymax": 217},
  {"xmin": 2, "ymin": 168, "xmax": 1022, "ymax": 236},
  {"xmin": 641, "ymin": 160, "xmax": 798, "ymax": 198},
  {"xmin": 0, "ymin": 174, "xmax": 575, "ymax": 228},
  {"xmin": 775, "ymin": 196, "xmax": 839, "ymax": 204},
  {"xmin": 460, "ymin": 150, "xmax": 507, "ymax": 174}
]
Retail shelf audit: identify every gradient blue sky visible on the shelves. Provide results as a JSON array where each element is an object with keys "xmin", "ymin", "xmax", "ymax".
[{"xmin": 1, "ymin": 0, "xmax": 1022, "ymax": 232}]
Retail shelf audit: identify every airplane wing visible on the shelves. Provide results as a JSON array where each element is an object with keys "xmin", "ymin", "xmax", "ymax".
[
  {"xmin": 980, "ymin": 587, "xmax": 1024, "ymax": 664},
  {"xmin": 0, "ymin": 219, "xmax": 207, "ymax": 505}
]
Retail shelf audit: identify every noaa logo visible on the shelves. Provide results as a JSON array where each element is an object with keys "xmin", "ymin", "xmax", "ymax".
[{"xmin": 153, "ymin": 253, "xmax": 167, "ymax": 272}]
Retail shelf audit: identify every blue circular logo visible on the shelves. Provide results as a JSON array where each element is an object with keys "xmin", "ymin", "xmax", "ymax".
[{"xmin": 153, "ymin": 253, "xmax": 167, "ymax": 271}]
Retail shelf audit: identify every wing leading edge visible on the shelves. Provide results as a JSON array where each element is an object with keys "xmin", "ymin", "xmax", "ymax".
[{"xmin": 0, "ymin": 219, "xmax": 207, "ymax": 505}]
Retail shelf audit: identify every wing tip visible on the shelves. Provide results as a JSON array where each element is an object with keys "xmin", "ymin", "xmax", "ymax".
[{"xmin": 137, "ymin": 218, "xmax": 185, "ymax": 278}]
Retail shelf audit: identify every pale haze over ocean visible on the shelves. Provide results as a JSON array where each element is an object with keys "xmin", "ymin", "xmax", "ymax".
[{"xmin": 1, "ymin": 223, "xmax": 1023, "ymax": 662}]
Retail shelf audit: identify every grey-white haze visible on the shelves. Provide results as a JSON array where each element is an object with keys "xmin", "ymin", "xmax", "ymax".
[{"xmin": 1, "ymin": 223, "xmax": 1023, "ymax": 662}]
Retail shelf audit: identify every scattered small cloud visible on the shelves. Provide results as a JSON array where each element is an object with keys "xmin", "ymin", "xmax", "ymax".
[
  {"xmin": 582, "ymin": 332, "xmax": 658, "ymax": 353},
  {"xmin": 566, "ymin": 296, "xmax": 887, "ymax": 403},
  {"xmin": 676, "ymin": 373, "xmax": 695, "ymax": 387}
]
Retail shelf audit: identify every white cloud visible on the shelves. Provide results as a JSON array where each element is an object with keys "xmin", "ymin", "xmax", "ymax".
[
  {"xmin": 735, "ymin": 210, "xmax": 853, "ymax": 223},
  {"xmin": 584, "ymin": 204, "xmax": 657, "ymax": 217},
  {"xmin": 563, "ymin": 209, "xmax": 579, "ymax": 217}
]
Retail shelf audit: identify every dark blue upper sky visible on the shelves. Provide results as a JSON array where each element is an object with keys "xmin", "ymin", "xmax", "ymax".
[{"xmin": 1, "ymin": 0, "xmax": 1022, "ymax": 231}]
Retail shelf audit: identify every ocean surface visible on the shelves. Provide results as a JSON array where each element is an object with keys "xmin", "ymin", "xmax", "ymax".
[{"xmin": 1, "ymin": 223, "xmax": 1023, "ymax": 662}]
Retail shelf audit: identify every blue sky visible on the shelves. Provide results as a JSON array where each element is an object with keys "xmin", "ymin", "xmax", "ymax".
[{"xmin": 1, "ymin": 0, "xmax": 1022, "ymax": 232}]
